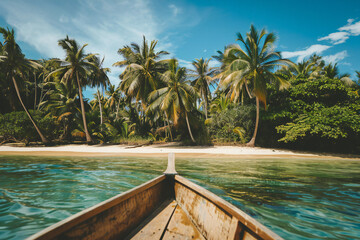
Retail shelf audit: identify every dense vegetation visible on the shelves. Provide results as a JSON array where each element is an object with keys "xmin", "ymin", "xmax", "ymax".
[{"xmin": 1, "ymin": 25, "xmax": 359, "ymax": 153}]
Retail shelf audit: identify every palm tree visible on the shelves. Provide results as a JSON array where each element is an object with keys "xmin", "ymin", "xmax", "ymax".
[
  {"xmin": 0, "ymin": 27, "xmax": 48, "ymax": 143},
  {"xmin": 147, "ymin": 59, "xmax": 197, "ymax": 143},
  {"xmin": 210, "ymin": 94, "xmax": 232, "ymax": 114},
  {"xmin": 42, "ymin": 81, "xmax": 78, "ymax": 140},
  {"xmin": 36, "ymin": 59, "xmax": 61, "ymax": 111},
  {"xmin": 290, "ymin": 60, "xmax": 315, "ymax": 78},
  {"xmin": 105, "ymin": 84, "xmax": 121, "ymax": 112},
  {"xmin": 219, "ymin": 25, "xmax": 291, "ymax": 146},
  {"xmin": 47, "ymin": 36, "xmax": 97, "ymax": 143},
  {"xmin": 113, "ymin": 36, "xmax": 169, "ymax": 108},
  {"xmin": 356, "ymin": 71, "xmax": 360, "ymax": 84},
  {"xmin": 189, "ymin": 58, "xmax": 216, "ymax": 119},
  {"xmin": 323, "ymin": 63, "xmax": 340, "ymax": 79},
  {"xmin": 88, "ymin": 56, "xmax": 110, "ymax": 128},
  {"xmin": 323, "ymin": 63, "xmax": 355, "ymax": 86}
]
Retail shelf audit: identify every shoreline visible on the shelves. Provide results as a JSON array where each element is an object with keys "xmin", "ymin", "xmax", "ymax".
[{"xmin": 0, "ymin": 144, "xmax": 359, "ymax": 160}]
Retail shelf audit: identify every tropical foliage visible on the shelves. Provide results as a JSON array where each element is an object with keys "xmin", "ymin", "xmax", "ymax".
[
  {"xmin": 217, "ymin": 25, "xmax": 291, "ymax": 146},
  {"xmin": 1, "ymin": 26, "xmax": 360, "ymax": 154}
]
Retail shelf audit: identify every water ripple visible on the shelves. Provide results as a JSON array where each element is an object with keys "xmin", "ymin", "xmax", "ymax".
[{"xmin": 0, "ymin": 156, "xmax": 359, "ymax": 240}]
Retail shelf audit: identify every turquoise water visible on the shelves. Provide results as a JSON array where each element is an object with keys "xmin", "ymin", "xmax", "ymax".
[{"xmin": 0, "ymin": 156, "xmax": 359, "ymax": 240}]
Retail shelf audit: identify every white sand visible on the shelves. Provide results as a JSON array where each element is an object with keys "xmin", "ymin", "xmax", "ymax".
[{"xmin": 0, "ymin": 144, "xmax": 335, "ymax": 158}]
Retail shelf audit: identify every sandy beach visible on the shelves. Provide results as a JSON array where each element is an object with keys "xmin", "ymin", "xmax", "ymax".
[{"xmin": 0, "ymin": 144, "xmax": 358, "ymax": 159}]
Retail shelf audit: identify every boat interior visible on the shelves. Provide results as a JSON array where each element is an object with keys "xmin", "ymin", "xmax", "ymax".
[{"xmin": 27, "ymin": 154, "xmax": 281, "ymax": 240}]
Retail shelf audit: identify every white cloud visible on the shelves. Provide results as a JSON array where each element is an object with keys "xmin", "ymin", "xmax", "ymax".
[
  {"xmin": 339, "ymin": 20, "xmax": 360, "ymax": 36},
  {"xmin": 208, "ymin": 59, "xmax": 220, "ymax": 68},
  {"xmin": 0, "ymin": 0, "xmax": 203, "ymax": 88},
  {"xmin": 318, "ymin": 19, "xmax": 360, "ymax": 45},
  {"xmin": 282, "ymin": 44, "xmax": 331, "ymax": 62},
  {"xmin": 322, "ymin": 50, "xmax": 348, "ymax": 64},
  {"xmin": 178, "ymin": 59, "xmax": 194, "ymax": 70},
  {"xmin": 178, "ymin": 58, "xmax": 220, "ymax": 71},
  {"xmin": 318, "ymin": 31, "xmax": 349, "ymax": 45},
  {"xmin": 340, "ymin": 62, "xmax": 351, "ymax": 66},
  {"xmin": 59, "ymin": 15, "xmax": 69, "ymax": 23},
  {"xmin": 169, "ymin": 4, "xmax": 180, "ymax": 17}
]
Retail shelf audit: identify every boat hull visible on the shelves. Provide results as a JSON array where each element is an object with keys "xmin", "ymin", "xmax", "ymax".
[{"xmin": 27, "ymin": 175, "xmax": 282, "ymax": 240}]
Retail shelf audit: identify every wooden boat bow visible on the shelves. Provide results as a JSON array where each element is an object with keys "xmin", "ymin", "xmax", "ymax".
[{"xmin": 27, "ymin": 153, "xmax": 283, "ymax": 240}]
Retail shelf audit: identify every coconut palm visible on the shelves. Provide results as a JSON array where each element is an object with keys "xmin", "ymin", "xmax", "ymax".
[
  {"xmin": 42, "ymin": 81, "xmax": 78, "ymax": 140},
  {"xmin": 105, "ymin": 84, "xmax": 120, "ymax": 111},
  {"xmin": 36, "ymin": 59, "xmax": 61, "ymax": 111},
  {"xmin": 147, "ymin": 59, "xmax": 197, "ymax": 143},
  {"xmin": 356, "ymin": 71, "xmax": 360, "ymax": 84},
  {"xmin": 189, "ymin": 58, "xmax": 216, "ymax": 119},
  {"xmin": 210, "ymin": 94, "xmax": 232, "ymax": 114},
  {"xmin": 290, "ymin": 60, "xmax": 315, "ymax": 78},
  {"xmin": 88, "ymin": 56, "xmax": 110, "ymax": 127},
  {"xmin": 323, "ymin": 63, "xmax": 340, "ymax": 79},
  {"xmin": 219, "ymin": 25, "xmax": 291, "ymax": 146},
  {"xmin": 323, "ymin": 63, "xmax": 355, "ymax": 86},
  {"xmin": 113, "ymin": 36, "xmax": 169, "ymax": 108},
  {"xmin": 0, "ymin": 27, "xmax": 48, "ymax": 143},
  {"xmin": 47, "ymin": 36, "xmax": 97, "ymax": 143}
]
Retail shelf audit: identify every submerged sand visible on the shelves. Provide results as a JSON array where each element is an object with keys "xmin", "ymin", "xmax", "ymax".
[{"xmin": 0, "ymin": 144, "xmax": 358, "ymax": 160}]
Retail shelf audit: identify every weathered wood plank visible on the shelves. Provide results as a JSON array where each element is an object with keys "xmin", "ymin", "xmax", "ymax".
[
  {"xmin": 174, "ymin": 181, "xmax": 233, "ymax": 240},
  {"xmin": 227, "ymin": 217, "xmax": 242, "ymax": 240},
  {"xmin": 242, "ymin": 231, "xmax": 258, "ymax": 240},
  {"xmin": 163, "ymin": 204, "xmax": 205, "ymax": 240},
  {"xmin": 175, "ymin": 175, "xmax": 283, "ymax": 240},
  {"xmin": 129, "ymin": 200, "xmax": 177, "ymax": 240},
  {"xmin": 27, "ymin": 175, "xmax": 169, "ymax": 240}
]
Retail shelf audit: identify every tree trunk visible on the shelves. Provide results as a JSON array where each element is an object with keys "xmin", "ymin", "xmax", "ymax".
[
  {"xmin": 185, "ymin": 111, "xmax": 196, "ymax": 143},
  {"xmin": 8, "ymin": 86, "xmax": 17, "ymax": 111},
  {"xmin": 12, "ymin": 76, "xmax": 48, "ymax": 143},
  {"xmin": 97, "ymin": 89, "xmax": 103, "ymax": 131},
  {"xmin": 37, "ymin": 75, "xmax": 44, "ymax": 110},
  {"xmin": 245, "ymin": 80, "xmax": 253, "ymax": 99},
  {"xmin": 34, "ymin": 72, "xmax": 37, "ymax": 110},
  {"xmin": 76, "ymin": 72, "xmax": 92, "ymax": 143},
  {"xmin": 204, "ymin": 92, "xmax": 208, "ymax": 119},
  {"xmin": 246, "ymin": 97, "xmax": 259, "ymax": 147},
  {"xmin": 165, "ymin": 112, "xmax": 173, "ymax": 141},
  {"xmin": 115, "ymin": 97, "xmax": 121, "ymax": 120}
]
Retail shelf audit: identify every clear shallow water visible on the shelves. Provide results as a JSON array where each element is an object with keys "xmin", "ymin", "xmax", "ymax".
[{"xmin": 0, "ymin": 156, "xmax": 359, "ymax": 240}]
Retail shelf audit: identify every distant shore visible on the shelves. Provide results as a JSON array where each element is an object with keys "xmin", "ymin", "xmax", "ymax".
[{"xmin": 0, "ymin": 143, "xmax": 359, "ymax": 160}]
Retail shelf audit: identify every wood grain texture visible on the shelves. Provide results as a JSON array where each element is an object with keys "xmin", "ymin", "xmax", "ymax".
[
  {"xmin": 227, "ymin": 217, "xmax": 242, "ymax": 240},
  {"xmin": 243, "ymin": 231, "xmax": 258, "ymax": 240},
  {"xmin": 27, "ymin": 175, "xmax": 169, "ymax": 240},
  {"xmin": 28, "ymin": 173, "xmax": 284, "ymax": 240},
  {"xmin": 163, "ymin": 204, "xmax": 205, "ymax": 240},
  {"xmin": 130, "ymin": 200, "xmax": 177, "ymax": 240},
  {"xmin": 174, "ymin": 181, "xmax": 233, "ymax": 240},
  {"xmin": 174, "ymin": 175, "xmax": 283, "ymax": 240}
]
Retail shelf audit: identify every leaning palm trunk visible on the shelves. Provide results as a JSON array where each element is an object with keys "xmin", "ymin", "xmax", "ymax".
[
  {"xmin": 97, "ymin": 89, "xmax": 103, "ymax": 130},
  {"xmin": 246, "ymin": 97, "xmax": 259, "ymax": 147},
  {"xmin": 76, "ymin": 72, "xmax": 92, "ymax": 143},
  {"xmin": 185, "ymin": 111, "xmax": 196, "ymax": 143},
  {"xmin": 165, "ymin": 112, "xmax": 173, "ymax": 141},
  {"xmin": 12, "ymin": 76, "xmax": 48, "ymax": 143},
  {"xmin": 37, "ymin": 75, "xmax": 44, "ymax": 110}
]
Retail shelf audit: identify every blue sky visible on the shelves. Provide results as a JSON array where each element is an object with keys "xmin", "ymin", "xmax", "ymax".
[{"xmin": 0, "ymin": 0, "xmax": 359, "ymax": 98}]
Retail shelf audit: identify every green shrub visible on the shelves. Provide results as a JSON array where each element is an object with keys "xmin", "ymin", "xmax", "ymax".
[
  {"xmin": 0, "ymin": 111, "xmax": 60, "ymax": 142},
  {"xmin": 208, "ymin": 105, "xmax": 255, "ymax": 143},
  {"xmin": 259, "ymin": 77, "xmax": 360, "ymax": 153}
]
